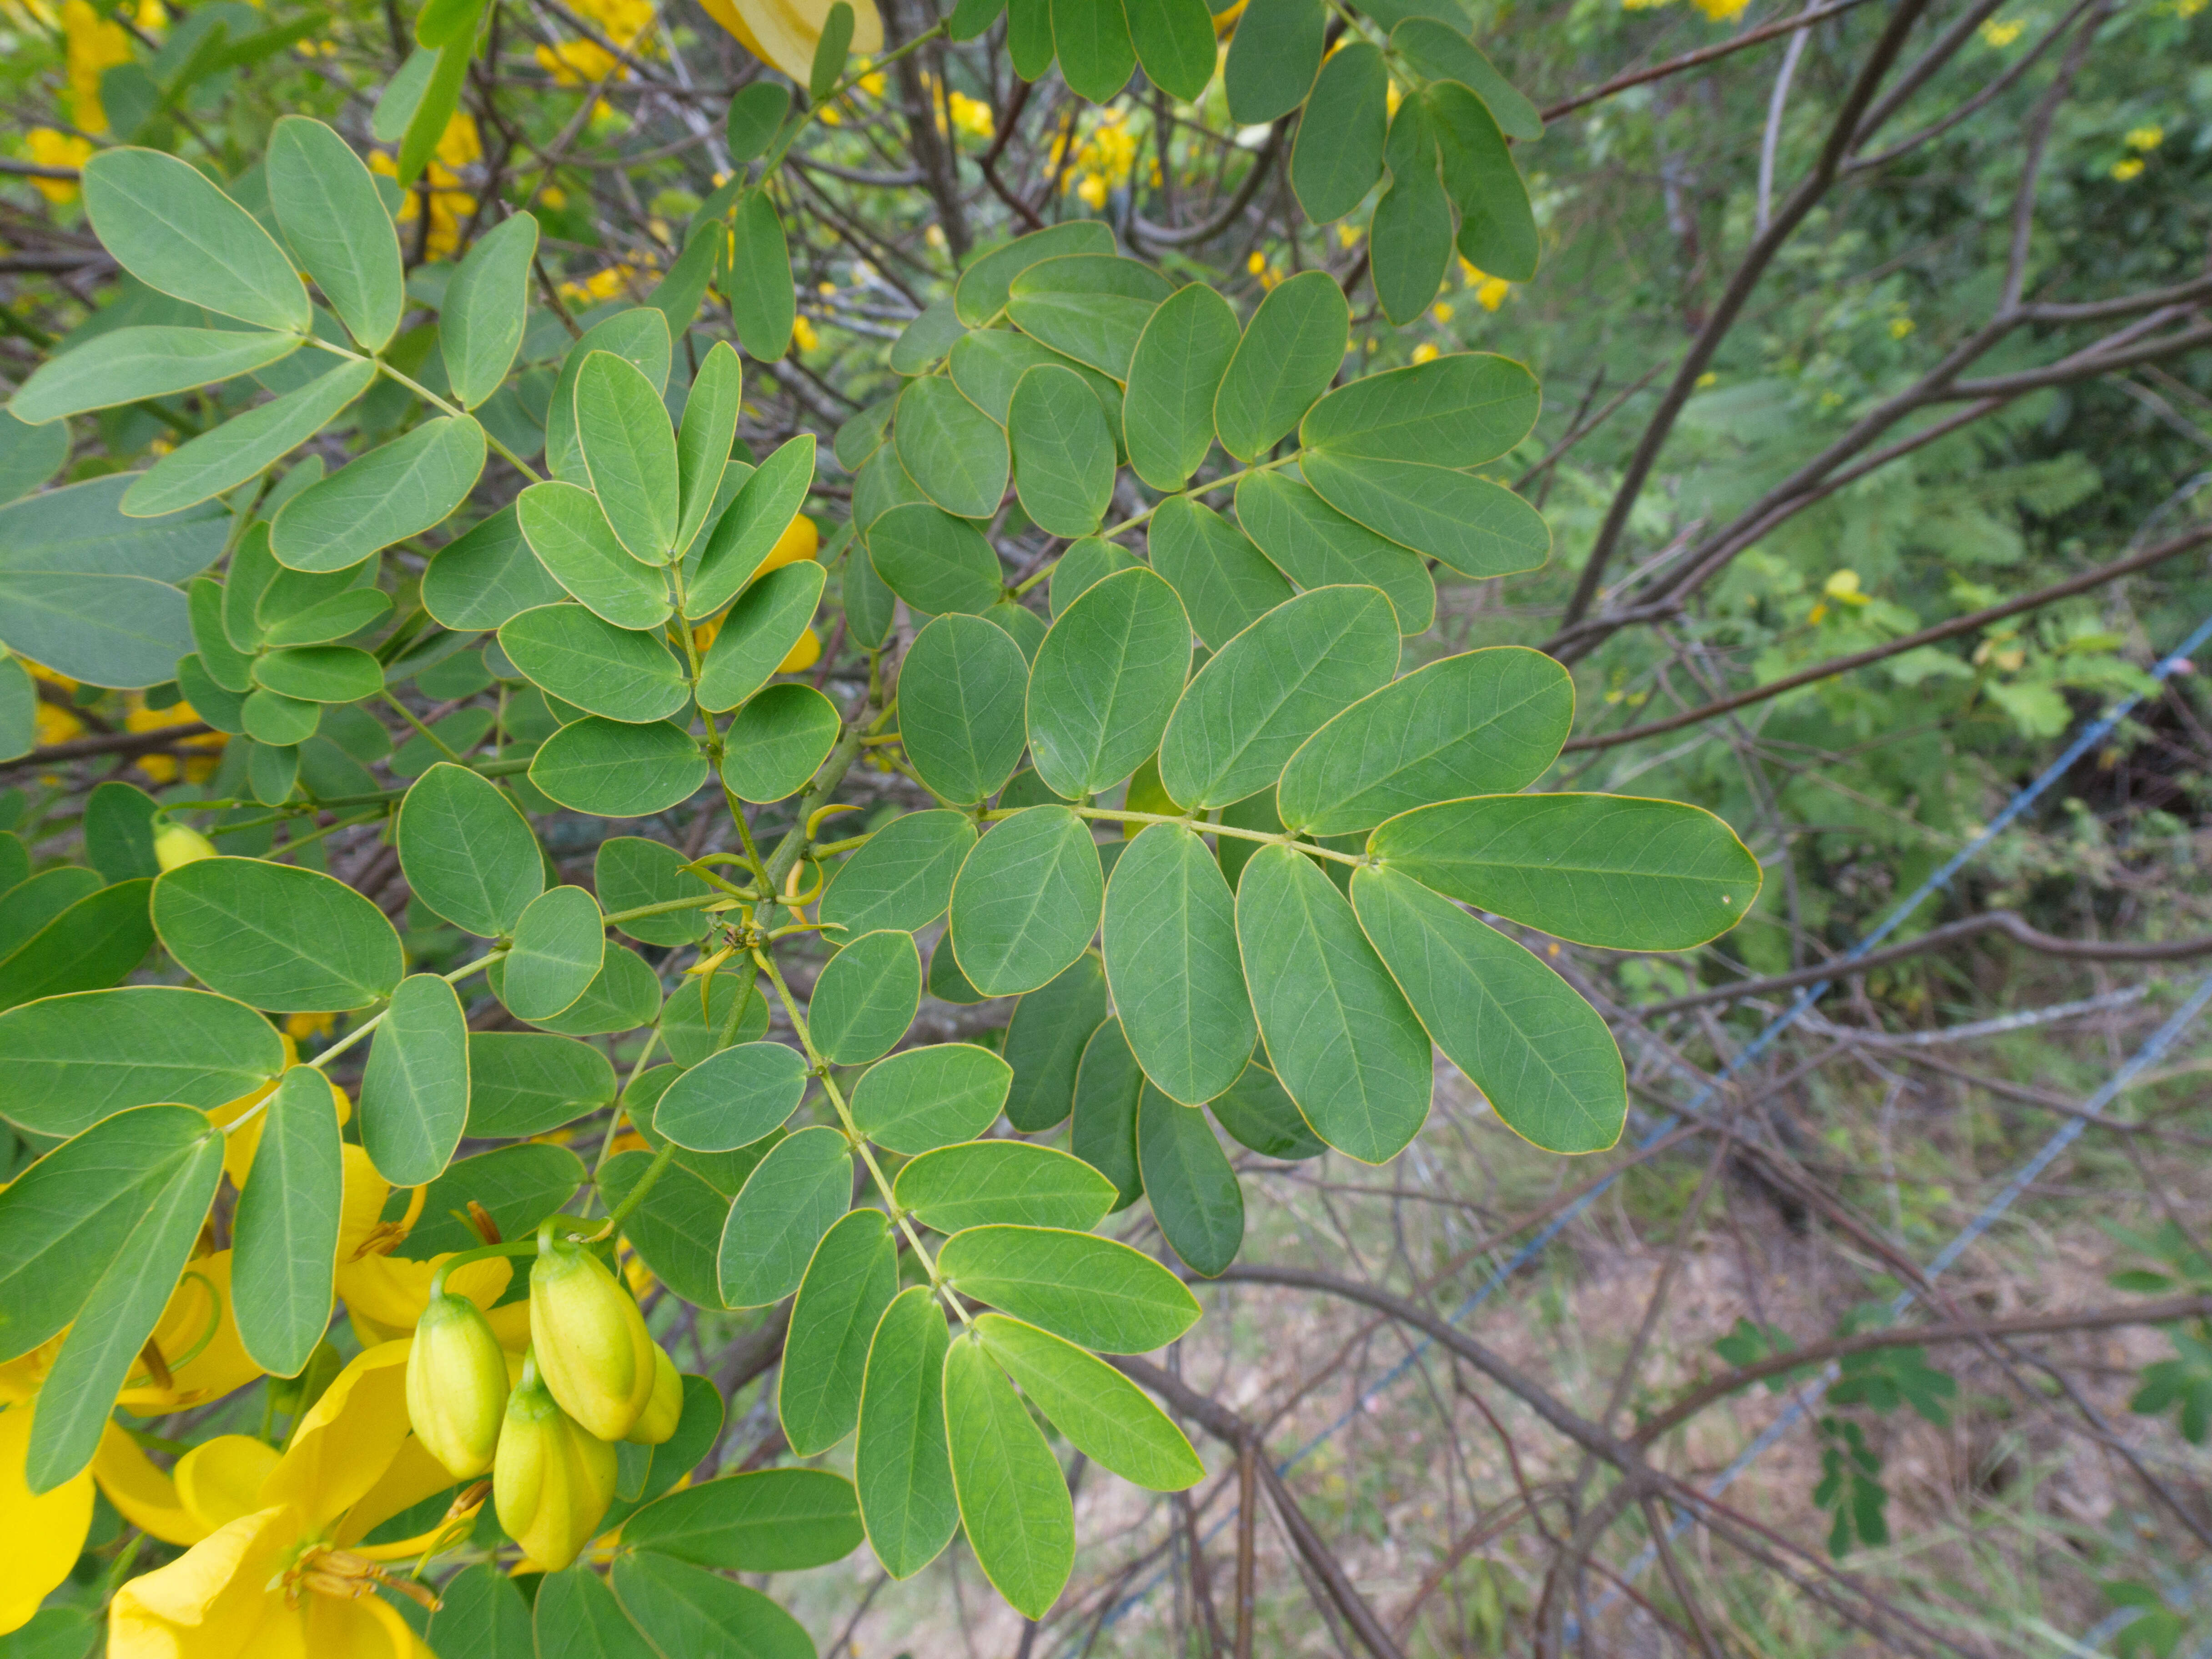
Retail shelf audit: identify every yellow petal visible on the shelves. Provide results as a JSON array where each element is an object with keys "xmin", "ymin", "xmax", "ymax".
[
  {"xmin": 336, "ymin": 1244, "xmax": 509, "ymax": 1335},
  {"xmin": 0, "ymin": 1334, "xmax": 62, "ymax": 1407},
  {"xmin": 218, "ymin": 1073, "xmax": 347, "ymax": 1190},
  {"xmin": 0, "ymin": 1402, "xmax": 94, "ymax": 1634},
  {"xmin": 260, "ymin": 1343, "xmax": 415, "ymax": 1533},
  {"xmin": 301, "ymin": 1589, "xmax": 418, "ymax": 1659},
  {"xmin": 92, "ymin": 1422, "xmax": 203, "ymax": 1546},
  {"xmin": 332, "ymin": 1433, "xmax": 463, "ymax": 1551},
  {"xmin": 486, "ymin": 1301, "xmax": 534, "ymax": 1352},
  {"xmin": 108, "ymin": 1504, "xmax": 297, "ymax": 1659},
  {"xmin": 175, "ymin": 1435, "xmax": 282, "ymax": 1537},
  {"xmin": 118, "ymin": 1251, "xmax": 263, "ymax": 1413}
]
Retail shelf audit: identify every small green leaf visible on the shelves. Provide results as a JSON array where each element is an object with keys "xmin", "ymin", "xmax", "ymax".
[
  {"xmin": 529, "ymin": 718, "xmax": 706, "ymax": 817},
  {"xmin": 1428, "ymin": 81, "xmax": 1538, "ymax": 281},
  {"xmin": 1371, "ymin": 111, "xmax": 1455, "ymax": 326},
  {"xmin": 0, "ymin": 987, "xmax": 282, "ymax": 1137},
  {"xmin": 687, "ymin": 433, "xmax": 816, "ymax": 618},
  {"xmin": 720, "ymin": 683, "xmax": 840, "ymax": 803},
  {"xmin": 266, "ymin": 117, "xmax": 404, "ymax": 352},
  {"xmin": 810, "ymin": 929, "xmax": 922, "ymax": 1066},
  {"xmin": 821, "ymin": 808, "xmax": 976, "ymax": 941},
  {"xmin": 250, "ymin": 644, "xmax": 382, "ymax": 704},
  {"xmin": 502, "ymin": 886, "xmax": 606, "ymax": 1022},
  {"xmin": 516, "ymin": 480, "xmax": 673, "ymax": 630},
  {"xmin": 598, "ymin": 836, "xmax": 714, "ymax": 947},
  {"xmin": 660, "ymin": 970, "xmax": 770, "ymax": 1069},
  {"xmin": 1299, "ymin": 350, "xmax": 1540, "ymax": 468},
  {"xmin": 427, "ymin": 1563, "xmax": 533, "ymax": 1658},
  {"xmin": 499, "ymin": 603, "xmax": 689, "ymax": 725},
  {"xmin": 809, "ymin": 0, "xmax": 856, "ymax": 101},
  {"xmin": 890, "ymin": 294, "xmax": 965, "ymax": 376},
  {"xmin": 152, "ymin": 857, "xmax": 402, "ymax": 1012},
  {"xmin": 1006, "ymin": 255, "xmax": 1174, "ymax": 380},
  {"xmin": 1234, "ymin": 470, "xmax": 1435, "ymax": 632},
  {"xmin": 10, "ymin": 326, "xmax": 302, "ymax": 426},
  {"xmin": 576, "ymin": 352, "xmax": 681, "ymax": 563},
  {"xmin": 975, "ymin": 1313, "xmax": 1205, "ymax": 1488},
  {"xmin": 1222, "ymin": 0, "xmax": 1325, "ymax": 122},
  {"xmin": 895, "ymin": 1141, "xmax": 1116, "ymax": 1234},
  {"xmin": 268, "ymin": 412, "xmax": 485, "ymax": 574},
  {"xmin": 894, "ymin": 377, "xmax": 1010, "ymax": 522},
  {"xmin": 857, "ymin": 1285, "xmax": 957, "ymax": 1578},
  {"xmin": 726, "ymin": 191, "xmax": 797, "ymax": 362},
  {"xmin": 232, "ymin": 1065, "xmax": 342, "ymax": 1376},
  {"xmin": 467, "ymin": 1031, "xmax": 615, "ymax": 1137},
  {"xmin": 1300, "ymin": 449, "xmax": 1549, "ymax": 578},
  {"xmin": 1026, "ymin": 567, "xmax": 1189, "ymax": 799},
  {"xmin": 1103, "ymin": 824, "xmax": 1254, "ymax": 1106},
  {"xmin": 534, "ymin": 1565, "xmax": 659, "ymax": 1659},
  {"xmin": 937, "ymin": 1225, "xmax": 1199, "ymax": 1352},
  {"xmin": 1392, "ymin": 20, "xmax": 1542, "ymax": 139},
  {"xmin": 0, "ymin": 473, "xmax": 227, "ymax": 583},
  {"xmin": 899, "ymin": 614, "xmax": 1030, "ymax": 805},
  {"xmin": 1003, "ymin": 952, "xmax": 1110, "ymax": 1131},
  {"xmin": 1047, "ymin": 536, "xmax": 1137, "ymax": 618},
  {"xmin": 598, "ymin": 1149, "xmax": 729, "ymax": 1309},
  {"xmin": 1366, "ymin": 794, "xmax": 1763, "ymax": 949},
  {"xmin": 122, "ymin": 357, "xmax": 376, "ymax": 518},
  {"xmin": 1137, "ymin": 1084, "xmax": 1244, "ymax": 1274},
  {"xmin": 1072, "ymin": 1018, "xmax": 1144, "ymax": 1210},
  {"xmin": 943, "ymin": 1335, "xmax": 1075, "ymax": 1619},
  {"xmin": 953, "ymin": 222, "xmax": 1116, "ymax": 327},
  {"xmin": 397, "ymin": 37, "xmax": 471, "ymax": 187},
  {"xmin": 950, "ymin": 330, "xmax": 1124, "ymax": 432},
  {"xmin": 948, "ymin": 805, "xmax": 1104, "ymax": 996},
  {"xmin": 624, "ymin": 1468, "xmax": 864, "ymax": 1569},
  {"xmin": 781, "ymin": 1207, "xmax": 899, "ymax": 1455},
  {"xmin": 82, "ymin": 148, "xmax": 311, "ymax": 333},
  {"xmin": 726, "ymin": 81, "xmax": 790, "ymax": 161},
  {"xmin": 1009, "ymin": 365, "xmax": 1114, "ymax": 537},
  {"xmin": 441, "ymin": 212, "xmax": 539, "ymax": 410},
  {"xmin": 397, "ymin": 763, "xmax": 544, "ymax": 938},
  {"xmin": 849, "ymin": 1042, "xmax": 1012, "ymax": 1154},
  {"xmin": 1122, "ymin": 0, "xmax": 1215, "ymax": 100},
  {"xmin": 1052, "ymin": 0, "xmax": 1136, "ymax": 103},
  {"xmin": 868, "ymin": 502, "xmax": 1004, "ymax": 617},
  {"xmin": 1209, "ymin": 1060, "xmax": 1323, "ymax": 1160},
  {"xmin": 655, "ymin": 1041, "xmax": 809, "ymax": 1152},
  {"xmin": 1237, "ymin": 841, "xmax": 1433, "ymax": 1163},
  {"xmin": 1214, "ymin": 271, "xmax": 1349, "ymax": 462},
  {"xmin": 1121, "ymin": 283, "xmax": 1239, "ymax": 492},
  {"xmin": 695, "ymin": 562, "xmax": 825, "ymax": 712},
  {"xmin": 396, "ymin": 1142, "xmax": 586, "ymax": 1259},
  {"xmin": 422, "ymin": 505, "xmax": 568, "ymax": 630},
  {"xmin": 674, "ymin": 342, "xmax": 744, "ymax": 559},
  {"xmin": 358, "ymin": 973, "xmax": 470, "ymax": 1186},
  {"xmin": 547, "ymin": 309, "xmax": 672, "ymax": 483},
  {"xmin": 1292, "ymin": 41, "xmax": 1389, "ymax": 223},
  {"xmin": 0, "ymin": 879, "xmax": 155, "ymax": 1010},
  {"xmin": 718, "ymin": 1125, "xmax": 852, "ymax": 1308},
  {"xmin": 609, "ymin": 1553, "xmax": 816, "ymax": 1659},
  {"xmin": 1147, "ymin": 497, "xmax": 1291, "ymax": 652}
]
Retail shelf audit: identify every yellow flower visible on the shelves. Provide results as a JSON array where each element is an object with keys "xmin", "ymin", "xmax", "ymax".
[
  {"xmin": 2124, "ymin": 125, "xmax": 2164, "ymax": 152},
  {"xmin": 23, "ymin": 128, "xmax": 91, "ymax": 204},
  {"xmin": 1429, "ymin": 301, "xmax": 1453, "ymax": 325},
  {"xmin": 1336, "ymin": 222, "xmax": 1362, "ymax": 249},
  {"xmin": 696, "ymin": 0, "xmax": 883, "ymax": 85},
  {"xmin": 778, "ymin": 627, "xmax": 822, "ymax": 674},
  {"xmin": 108, "ymin": 1342, "xmax": 468, "ymax": 1659},
  {"xmin": 331, "ymin": 1145, "xmax": 517, "ymax": 1346},
  {"xmin": 285, "ymin": 1010, "xmax": 337, "ymax": 1043},
  {"xmin": 529, "ymin": 1238, "xmax": 654, "ymax": 1442},
  {"xmin": 1694, "ymin": 371, "xmax": 1719, "ymax": 388},
  {"xmin": 946, "ymin": 90, "xmax": 994, "ymax": 141},
  {"xmin": 1978, "ymin": 15, "xmax": 2022, "ymax": 42},
  {"xmin": 2111, "ymin": 157, "xmax": 2144, "ymax": 181},
  {"xmin": 493, "ymin": 1358, "xmax": 617, "ymax": 1572},
  {"xmin": 1889, "ymin": 315, "xmax": 1915, "ymax": 339},
  {"xmin": 791, "ymin": 314, "xmax": 819, "ymax": 353},
  {"xmin": 1690, "ymin": 0, "xmax": 1747, "ymax": 19},
  {"xmin": 1410, "ymin": 342, "xmax": 1440, "ymax": 365},
  {"xmin": 126, "ymin": 694, "xmax": 227, "ymax": 783},
  {"xmin": 406, "ymin": 1293, "xmax": 510, "ymax": 1480},
  {"xmin": 62, "ymin": 0, "xmax": 131, "ymax": 132},
  {"xmin": 155, "ymin": 821, "xmax": 218, "ymax": 870}
]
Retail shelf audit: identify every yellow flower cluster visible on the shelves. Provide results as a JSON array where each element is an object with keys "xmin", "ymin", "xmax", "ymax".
[
  {"xmin": 560, "ymin": 263, "xmax": 642, "ymax": 305},
  {"xmin": 1621, "ymin": 0, "xmax": 1749, "ymax": 18},
  {"xmin": 1460, "ymin": 258, "xmax": 1511, "ymax": 312},
  {"xmin": 695, "ymin": 0, "xmax": 883, "ymax": 85},
  {"xmin": 23, "ymin": 127, "xmax": 91, "ymax": 204},
  {"xmin": 2113, "ymin": 123, "xmax": 2163, "ymax": 180},
  {"xmin": 1979, "ymin": 16, "xmax": 2024, "ymax": 44},
  {"xmin": 61, "ymin": 0, "xmax": 131, "ymax": 131},
  {"xmin": 15, "ymin": 663, "xmax": 227, "ymax": 781},
  {"xmin": 694, "ymin": 513, "xmax": 821, "ymax": 667},
  {"xmin": 1051, "ymin": 109, "xmax": 1141, "ymax": 211},
  {"xmin": 536, "ymin": 0, "xmax": 657, "ymax": 85},
  {"xmin": 369, "ymin": 113, "xmax": 481, "ymax": 261}
]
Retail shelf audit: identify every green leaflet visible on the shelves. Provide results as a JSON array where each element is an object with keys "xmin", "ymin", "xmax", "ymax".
[
  {"xmin": 975, "ymin": 1313, "xmax": 1205, "ymax": 1488},
  {"xmin": 396, "ymin": 1143, "xmax": 586, "ymax": 1259},
  {"xmin": 894, "ymin": 1141, "xmax": 1116, "ymax": 1233},
  {"xmin": 695, "ymin": 560, "xmax": 825, "ymax": 712},
  {"xmin": 953, "ymin": 222, "xmax": 1116, "ymax": 327},
  {"xmin": 899, "ymin": 614, "xmax": 1030, "ymax": 804},
  {"xmin": 950, "ymin": 331, "xmax": 1124, "ymax": 436},
  {"xmin": 600, "ymin": 1149, "xmax": 729, "ymax": 1308},
  {"xmin": 0, "ymin": 1104, "xmax": 211, "ymax": 1362},
  {"xmin": 0, "ymin": 879, "xmax": 155, "ymax": 1010},
  {"xmin": 396, "ymin": 763, "xmax": 544, "ymax": 937},
  {"xmin": 530, "ymin": 718, "xmax": 707, "ymax": 817},
  {"xmin": 896, "ymin": 376, "xmax": 1009, "ymax": 521},
  {"xmin": 1002, "ymin": 952, "xmax": 1110, "ymax": 1131},
  {"xmin": 501, "ymin": 885, "xmax": 606, "ymax": 1022},
  {"xmin": 1102, "ymin": 824, "xmax": 1254, "ymax": 1106},
  {"xmin": 422, "ymin": 505, "xmax": 568, "ymax": 630},
  {"xmin": 440, "ymin": 212, "xmax": 538, "ymax": 410},
  {"xmin": 1299, "ymin": 449, "xmax": 1550, "ymax": 578},
  {"xmin": 1026, "ymin": 567, "xmax": 1189, "ymax": 799},
  {"xmin": 1157, "ymin": 583, "xmax": 1400, "ymax": 809},
  {"xmin": 848, "ymin": 1042, "xmax": 1012, "ymax": 1154},
  {"xmin": 547, "ymin": 309, "xmax": 672, "ymax": 483},
  {"xmin": 260, "ymin": 587, "xmax": 391, "ymax": 647},
  {"xmin": 1052, "ymin": 0, "xmax": 1135, "ymax": 102},
  {"xmin": 0, "ymin": 572, "xmax": 188, "ymax": 691},
  {"xmin": 810, "ymin": 929, "xmax": 922, "ymax": 1066},
  {"xmin": 655, "ymin": 1041, "xmax": 809, "ymax": 1152},
  {"xmin": 725, "ymin": 192, "xmax": 796, "ymax": 364},
  {"xmin": 948, "ymin": 805, "xmax": 1104, "ymax": 996},
  {"xmin": 623, "ymin": 1468, "xmax": 864, "ymax": 1569},
  {"xmin": 266, "ymin": 117, "xmax": 404, "ymax": 352},
  {"xmin": 576, "ymin": 350, "xmax": 680, "ymax": 563},
  {"xmin": 1122, "ymin": 0, "xmax": 1215, "ymax": 101},
  {"xmin": 726, "ymin": 81, "xmax": 790, "ymax": 161},
  {"xmin": 1350, "ymin": 865, "xmax": 1627, "ymax": 1154},
  {"xmin": 358, "ymin": 973, "xmax": 470, "ymax": 1186},
  {"xmin": 0, "ymin": 474, "xmax": 227, "ymax": 584},
  {"xmin": 1428, "ymin": 81, "xmax": 1539, "ymax": 281},
  {"xmin": 241, "ymin": 688, "xmax": 318, "ymax": 746},
  {"xmin": 717, "ymin": 1125, "xmax": 852, "ymax": 1307},
  {"xmin": 0, "ymin": 411, "xmax": 65, "ymax": 503},
  {"xmin": 10, "ymin": 326, "xmax": 303, "ymax": 425},
  {"xmin": 1276, "ymin": 646, "xmax": 1573, "ymax": 835},
  {"xmin": 1292, "ymin": 42, "xmax": 1389, "ymax": 224},
  {"xmin": 82, "ymin": 147, "xmax": 311, "ymax": 333},
  {"xmin": 1209, "ymin": 1060, "xmax": 1324, "ymax": 1160},
  {"xmin": 1136, "ymin": 1084, "xmax": 1245, "ymax": 1275},
  {"xmin": 856, "ymin": 1285, "xmax": 957, "ymax": 1578},
  {"xmin": 534, "ymin": 1566, "xmax": 659, "ymax": 1659},
  {"xmin": 1216, "ymin": 276, "xmax": 1351, "ymax": 457},
  {"xmin": 1047, "ymin": 537, "xmax": 1136, "ymax": 616},
  {"xmin": 84, "ymin": 783, "xmax": 159, "ymax": 883},
  {"xmin": 121, "ymin": 357, "xmax": 376, "ymax": 518},
  {"xmin": 1232, "ymin": 470, "xmax": 1436, "ymax": 633},
  {"xmin": 780, "ymin": 1207, "xmax": 900, "ymax": 1455},
  {"xmin": 1146, "ymin": 496, "xmax": 1292, "ymax": 653},
  {"xmin": 1222, "ymin": 0, "xmax": 1325, "ymax": 122},
  {"xmin": 868, "ymin": 502, "xmax": 1005, "ymax": 616},
  {"xmin": 1365, "ymin": 793, "xmax": 1762, "ymax": 949},
  {"xmin": 720, "ymin": 683, "xmax": 840, "ymax": 803},
  {"xmin": 1010, "ymin": 365, "xmax": 1115, "ymax": 537},
  {"xmin": 1299, "ymin": 350, "xmax": 1540, "ymax": 470},
  {"xmin": 1122, "ymin": 283, "xmax": 1239, "ymax": 492},
  {"xmin": 890, "ymin": 295, "xmax": 965, "ymax": 375},
  {"xmin": 1006, "ymin": 255, "xmax": 1173, "ymax": 380},
  {"xmin": 0, "ymin": 868, "xmax": 99, "ymax": 956},
  {"xmin": 152, "ymin": 856, "xmax": 402, "ymax": 1012},
  {"xmin": 499, "ymin": 603, "xmax": 689, "ymax": 724},
  {"xmin": 503, "ymin": 943, "xmax": 661, "ymax": 1036},
  {"xmin": 820, "ymin": 808, "xmax": 976, "ymax": 941},
  {"xmin": 598, "ymin": 836, "xmax": 713, "ymax": 946},
  {"xmin": 467, "ymin": 1031, "xmax": 616, "ymax": 1137},
  {"xmin": 1371, "ymin": 109, "xmax": 1456, "ymax": 326},
  {"xmin": 427, "ymin": 1565, "xmax": 534, "ymax": 1659},
  {"xmin": 1391, "ymin": 19, "xmax": 1543, "ymax": 140},
  {"xmin": 944, "ymin": 1335, "xmax": 1076, "ymax": 1619},
  {"xmin": 26, "ymin": 1127, "xmax": 222, "ymax": 1491},
  {"xmin": 659, "ymin": 970, "xmax": 770, "ymax": 1070},
  {"xmin": 936, "ymin": 1225, "xmax": 1199, "ymax": 1352},
  {"xmin": 674, "ymin": 342, "xmax": 744, "ymax": 560},
  {"xmin": 1235, "ymin": 843, "xmax": 1431, "ymax": 1164},
  {"xmin": 1071, "ymin": 1017, "xmax": 1144, "ymax": 1210},
  {"xmin": 250, "ymin": 644, "xmax": 381, "ymax": 703},
  {"xmin": 0, "ymin": 987, "xmax": 282, "ymax": 1136},
  {"xmin": 231, "ymin": 1065, "xmax": 343, "ymax": 1376},
  {"xmin": 609, "ymin": 1554, "xmax": 814, "ymax": 1659},
  {"xmin": 515, "ymin": 480, "xmax": 673, "ymax": 629}
]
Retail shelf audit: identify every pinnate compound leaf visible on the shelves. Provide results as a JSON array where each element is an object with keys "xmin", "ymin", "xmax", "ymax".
[
  {"xmin": 810, "ymin": 929, "xmax": 922, "ymax": 1066},
  {"xmin": 718, "ymin": 1125, "xmax": 852, "ymax": 1308},
  {"xmin": 397, "ymin": 763, "xmax": 544, "ymax": 938},
  {"xmin": 1277, "ymin": 646, "xmax": 1572, "ymax": 835},
  {"xmin": 1366, "ymin": 794, "xmax": 1761, "ymax": 950},
  {"xmin": 1157, "ymin": 584, "xmax": 1400, "ymax": 810},
  {"xmin": 899, "ymin": 614, "xmax": 1030, "ymax": 806},
  {"xmin": 624, "ymin": 1468, "xmax": 864, "ymax": 1570},
  {"xmin": 1102, "ymin": 824, "xmax": 1253, "ymax": 1106},
  {"xmin": 1350, "ymin": 865, "xmax": 1625, "ymax": 1153},
  {"xmin": 153, "ymin": 856, "xmax": 403, "ymax": 1012},
  {"xmin": 358, "ymin": 973, "xmax": 470, "ymax": 1186},
  {"xmin": 975, "ymin": 1314, "xmax": 1205, "ymax": 1490},
  {"xmin": 1026, "ymin": 566, "xmax": 1190, "ymax": 800},
  {"xmin": 82, "ymin": 148, "xmax": 311, "ymax": 332},
  {"xmin": 849, "ymin": 1042, "xmax": 1012, "ymax": 1155},
  {"xmin": 232, "ymin": 1065, "xmax": 343, "ymax": 1377},
  {"xmin": 441, "ymin": 212, "xmax": 539, "ymax": 410},
  {"xmin": 270, "ymin": 415, "xmax": 487, "ymax": 573},
  {"xmin": 948, "ymin": 805, "xmax": 1104, "ymax": 997},
  {"xmin": 266, "ymin": 116, "xmax": 405, "ymax": 352},
  {"xmin": 944, "ymin": 1336, "xmax": 1075, "ymax": 1619},
  {"xmin": 1137, "ymin": 1084, "xmax": 1245, "ymax": 1275},
  {"xmin": 820, "ymin": 809, "xmax": 976, "ymax": 941},
  {"xmin": 893, "ymin": 1141, "xmax": 1116, "ymax": 1234},
  {"xmin": 0, "ymin": 987, "xmax": 282, "ymax": 1137},
  {"xmin": 655, "ymin": 1041, "xmax": 809, "ymax": 1152},
  {"xmin": 1002, "ymin": 952, "xmax": 1110, "ymax": 1132},
  {"xmin": 780, "ymin": 1208, "xmax": 900, "ymax": 1455},
  {"xmin": 937, "ymin": 1225, "xmax": 1199, "ymax": 1353},
  {"xmin": 10, "ymin": 327, "xmax": 302, "ymax": 426},
  {"xmin": 1236, "ymin": 843, "xmax": 1431, "ymax": 1164},
  {"xmin": 857, "ymin": 1285, "xmax": 957, "ymax": 1578}
]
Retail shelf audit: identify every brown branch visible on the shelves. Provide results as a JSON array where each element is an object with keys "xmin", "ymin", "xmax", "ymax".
[
  {"xmin": 1, "ymin": 721, "xmax": 215, "ymax": 772},
  {"xmin": 1538, "ymin": 0, "xmax": 1884, "ymax": 122}
]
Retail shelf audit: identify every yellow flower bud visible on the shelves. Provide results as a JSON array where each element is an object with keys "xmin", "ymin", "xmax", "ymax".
[
  {"xmin": 529, "ymin": 1239, "xmax": 654, "ymax": 1442},
  {"xmin": 154, "ymin": 821, "xmax": 218, "ymax": 870},
  {"xmin": 624, "ymin": 1345, "xmax": 683, "ymax": 1446},
  {"xmin": 493, "ymin": 1359, "xmax": 617, "ymax": 1572},
  {"xmin": 406, "ymin": 1293, "xmax": 511, "ymax": 1480}
]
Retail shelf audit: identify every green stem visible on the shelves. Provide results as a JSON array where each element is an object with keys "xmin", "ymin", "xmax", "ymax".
[
  {"xmin": 300, "ymin": 337, "xmax": 546, "ymax": 482},
  {"xmin": 980, "ymin": 803, "xmax": 1369, "ymax": 865},
  {"xmin": 427, "ymin": 1237, "xmax": 543, "ymax": 1301},
  {"xmin": 381, "ymin": 689, "xmax": 462, "ymax": 761},
  {"xmin": 592, "ymin": 1137, "xmax": 677, "ymax": 1242},
  {"xmin": 298, "ymin": 949, "xmax": 510, "ymax": 1079}
]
